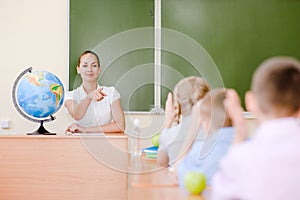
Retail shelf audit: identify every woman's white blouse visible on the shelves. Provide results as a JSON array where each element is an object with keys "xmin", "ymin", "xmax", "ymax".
[{"xmin": 65, "ymin": 85, "xmax": 120, "ymax": 127}]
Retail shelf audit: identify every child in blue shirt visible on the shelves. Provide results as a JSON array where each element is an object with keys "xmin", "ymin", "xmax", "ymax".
[{"xmin": 176, "ymin": 88, "xmax": 235, "ymax": 187}]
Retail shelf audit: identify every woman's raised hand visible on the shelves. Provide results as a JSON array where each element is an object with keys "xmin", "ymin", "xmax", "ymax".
[{"xmin": 88, "ymin": 88, "xmax": 107, "ymax": 101}]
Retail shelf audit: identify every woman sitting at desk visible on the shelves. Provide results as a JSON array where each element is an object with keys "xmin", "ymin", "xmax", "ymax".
[{"xmin": 65, "ymin": 50, "xmax": 125, "ymax": 134}]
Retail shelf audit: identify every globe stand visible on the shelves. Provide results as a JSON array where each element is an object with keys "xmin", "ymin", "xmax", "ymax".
[{"xmin": 27, "ymin": 120, "xmax": 56, "ymax": 135}]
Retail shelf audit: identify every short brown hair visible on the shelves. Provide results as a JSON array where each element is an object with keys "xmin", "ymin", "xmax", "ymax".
[
  {"xmin": 252, "ymin": 56, "xmax": 300, "ymax": 115},
  {"xmin": 199, "ymin": 88, "xmax": 232, "ymax": 133}
]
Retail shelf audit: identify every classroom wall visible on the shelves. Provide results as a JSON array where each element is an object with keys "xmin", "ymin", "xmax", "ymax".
[{"xmin": 0, "ymin": 0, "xmax": 70, "ymax": 134}]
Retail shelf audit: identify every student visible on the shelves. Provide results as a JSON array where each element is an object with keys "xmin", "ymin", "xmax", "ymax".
[
  {"xmin": 176, "ymin": 88, "xmax": 235, "ymax": 187},
  {"xmin": 65, "ymin": 50, "xmax": 125, "ymax": 133},
  {"xmin": 212, "ymin": 57, "xmax": 300, "ymax": 199},
  {"xmin": 157, "ymin": 76, "xmax": 210, "ymax": 166}
]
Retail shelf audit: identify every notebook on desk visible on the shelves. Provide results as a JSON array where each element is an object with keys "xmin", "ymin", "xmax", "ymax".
[
  {"xmin": 141, "ymin": 146, "xmax": 158, "ymax": 159},
  {"xmin": 142, "ymin": 146, "xmax": 158, "ymax": 153}
]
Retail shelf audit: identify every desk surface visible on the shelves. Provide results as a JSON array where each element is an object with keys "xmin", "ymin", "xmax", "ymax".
[{"xmin": 128, "ymin": 154, "xmax": 209, "ymax": 200}]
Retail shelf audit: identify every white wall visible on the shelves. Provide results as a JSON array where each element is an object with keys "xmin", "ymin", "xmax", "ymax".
[{"xmin": 0, "ymin": 0, "xmax": 70, "ymax": 134}]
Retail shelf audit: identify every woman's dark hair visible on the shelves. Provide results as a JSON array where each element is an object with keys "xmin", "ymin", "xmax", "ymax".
[{"xmin": 77, "ymin": 50, "xmax": 100, "ymax": 67}]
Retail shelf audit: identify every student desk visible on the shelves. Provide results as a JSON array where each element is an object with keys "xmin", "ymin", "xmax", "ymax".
[
  {"xmin": 0, "ymin": 134, "xmax": 128, "ymax": 200},
  {"xmin": 128, "ymin": 155, "xmax": 209, "ymax": 200}
]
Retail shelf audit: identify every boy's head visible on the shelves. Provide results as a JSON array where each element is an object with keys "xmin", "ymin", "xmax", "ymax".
[
  {"xmin": 247, "ymin": 57, "xmax": 300, "ymax": 120},
  {"xmin": 199, "ymin": 88, "xmax": 232, "ymax": 134}
]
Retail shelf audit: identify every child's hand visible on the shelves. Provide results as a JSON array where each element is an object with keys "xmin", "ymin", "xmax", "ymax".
[
  {"xmin": 224, "ymin": 89, "xmax": 248, "ymax": 144},
  {"xmin": 164, "ymin": 92, "xmax": 178, "ymax": 128},
  {"xmin": 224, "ymin": 89, "xmax": 244, "ymax": 122}
]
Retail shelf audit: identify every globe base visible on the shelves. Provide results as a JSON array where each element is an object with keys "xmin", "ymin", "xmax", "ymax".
[{"xmin": 27, "ymin": 122, "xmax": 56, "ymax": 135}]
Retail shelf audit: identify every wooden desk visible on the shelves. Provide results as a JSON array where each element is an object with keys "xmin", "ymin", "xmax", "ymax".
[
  {"xmin": 129, "ymin": 157, "xmax": 178, "ymax": 188},
  {"xmin": 128, "ymin": 187, "xmax": 207, "ymax": 200},
  {"xmin": 0, "ymin": 134, "xmax": 128, "ymax": 200},
  {"xmin": 128, "ymin": 155, "xmax": 208, "ymax": 200},
  {"xmin": 0, "ymin": 135, "xmax": 209, "ymax": 199}
]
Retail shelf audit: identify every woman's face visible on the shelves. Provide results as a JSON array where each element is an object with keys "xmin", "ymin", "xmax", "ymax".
[{"xmin": 77, "ymin": 53, "xmax": 100, "ymax": 82}]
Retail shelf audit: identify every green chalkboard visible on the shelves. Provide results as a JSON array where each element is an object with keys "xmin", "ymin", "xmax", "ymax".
[
  {"xmin": 70, "ymin": 0, "xmax": 300, "ymax": 111},
  {"xmin": 70, "ymin": 0, "xmax": 155, "ymax": 111},
  {"xmin": 161, "ymin": 0, "xmax": 300, "ymax": 107}
]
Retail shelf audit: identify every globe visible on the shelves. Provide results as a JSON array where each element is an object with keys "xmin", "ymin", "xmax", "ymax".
[{"xmin": 12, "ymin": 67, "xmax": 64, "ymax": 135}]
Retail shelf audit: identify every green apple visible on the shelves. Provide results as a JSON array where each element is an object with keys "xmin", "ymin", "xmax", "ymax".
[
  {"xmin": 151, "ymin": 133, "xmax": 160, "ymax": 147},
  {"xmin": 184, "ymin": 171, "xmax": 206, "ymax": 195}
]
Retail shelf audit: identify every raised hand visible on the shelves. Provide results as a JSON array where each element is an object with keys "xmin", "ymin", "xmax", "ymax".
[
  {"xmin": 164, "ymin": 92, "xmax": 178, "ymax": 128},
  {"xmin": 224, "ymin": 89, "xmax": 248, "ymax": 144},
  {"xmin": 224, "ymin": 89, "xmax": 244, "ymax": 122}
]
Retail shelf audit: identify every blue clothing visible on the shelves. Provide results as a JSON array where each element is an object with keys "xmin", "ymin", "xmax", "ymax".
[{"xmin": 176, "ymin": 127, "xmax": 234, "ymax": 187}]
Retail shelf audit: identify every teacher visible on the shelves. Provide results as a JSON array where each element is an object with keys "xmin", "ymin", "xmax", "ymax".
[{"xmin": 65, "ymin": 50, "xmax": 125, "ymax": 134}]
